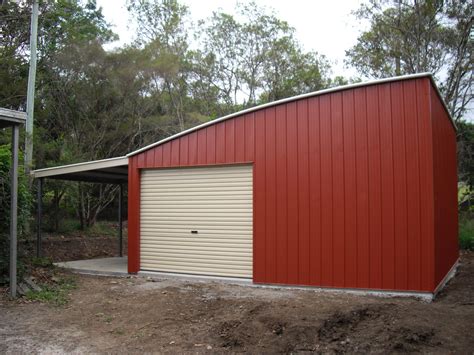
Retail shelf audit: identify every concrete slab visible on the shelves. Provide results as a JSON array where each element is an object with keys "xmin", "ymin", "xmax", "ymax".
[{"xmin": 55, "ymin": 257, "xmax": 128, "ymax": 276}]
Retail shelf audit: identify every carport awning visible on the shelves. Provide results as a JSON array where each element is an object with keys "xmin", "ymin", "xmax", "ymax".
[
  {"xmin": 31, "ymin": 156, "xmax": 128, "ymax": 183},
  {"xmin": 0, "ymin": 108, "xmax": 26, "ymax": 128}
]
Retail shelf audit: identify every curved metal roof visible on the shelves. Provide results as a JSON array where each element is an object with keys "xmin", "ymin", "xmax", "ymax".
[{"xmin": 127, "ymin": 72, "xmax": 455, "ymax": 157}]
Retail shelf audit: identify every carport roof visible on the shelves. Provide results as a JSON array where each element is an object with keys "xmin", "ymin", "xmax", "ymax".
[
  {"xmin": 0, "ymin": 108, "xmax": 27, "ymax": 128},
  {"xmin": 31, "ymin": 156, "xmax": 128, "ymax": 184}
]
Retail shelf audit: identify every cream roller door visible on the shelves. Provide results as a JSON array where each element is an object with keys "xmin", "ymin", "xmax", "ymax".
[{"xmin": 140, "ymin": 165, "xmax": 253, "ymax": 278}]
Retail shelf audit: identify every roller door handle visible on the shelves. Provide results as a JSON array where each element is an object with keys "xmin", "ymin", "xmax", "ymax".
[{"xmin": 191, "ymin": 230, "xmax": 198, "ymax": 234}]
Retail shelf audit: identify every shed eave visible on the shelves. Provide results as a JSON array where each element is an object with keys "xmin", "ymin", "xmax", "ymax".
[{"xmin": 126, "ymin": 72, "xmax": 455, "ymax": 158}]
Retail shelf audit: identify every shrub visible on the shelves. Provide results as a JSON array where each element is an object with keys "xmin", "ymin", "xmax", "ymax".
[
  {"xmin": 459, "ymin": 215, "xmax": 474, "ymax": 250},
  {"xmin": 0, "ymin": 144, "xmax": 32, "ymax": 285}
]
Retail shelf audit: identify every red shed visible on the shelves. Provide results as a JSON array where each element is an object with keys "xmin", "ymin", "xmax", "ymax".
[{"xmin": 127, "ymin": 73, "xmax": 458, "ymax": 296}]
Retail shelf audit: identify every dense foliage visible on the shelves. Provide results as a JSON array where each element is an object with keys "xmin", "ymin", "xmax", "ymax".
[
  {"xmin": 346, "ymin": 0, "xmax": 472, "ymax": 123},
  {"xmin": 0, "ymin": 144, "xmax": 31, "ymax": 283}
]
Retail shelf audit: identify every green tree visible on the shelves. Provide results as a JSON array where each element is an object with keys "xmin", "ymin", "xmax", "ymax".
[
  {"xmin": 0, "ymin": 0, "xmax": 115, "ymax": 110},
  {"xmin": 1, "ymin": 0, "xmax": 121, "ymax": 229},
  {"xmin": 127, "ymin": 0, "xmax": 198, "ymax": 132},
  {"xmin": 196, "ymin": 1, "xmax": 332, "ymax": 108},
  {"xmin": 345, "ymin": 0, "xmax": 473, "ymax": 122},
  {"xmin": 0, "ymin": 145, "xmax": 32, "ymax": 284}
]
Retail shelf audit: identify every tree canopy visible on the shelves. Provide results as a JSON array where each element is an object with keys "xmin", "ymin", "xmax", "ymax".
[{"xmin": 345, "ymin": 0, "xmax": 473, "ymax": 122}]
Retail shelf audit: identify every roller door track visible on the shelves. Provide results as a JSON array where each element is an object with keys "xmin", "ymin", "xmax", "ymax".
[{"xmin": 140, "ymin": 165, "xmax": 253, "ymax": 278}]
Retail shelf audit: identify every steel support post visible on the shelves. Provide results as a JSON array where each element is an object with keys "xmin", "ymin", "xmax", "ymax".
[{"xmin": 9, "ymin": 125, "xmax": 19, "ymax": 298}]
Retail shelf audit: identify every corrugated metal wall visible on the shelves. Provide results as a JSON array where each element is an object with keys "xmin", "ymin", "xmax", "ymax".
[
  {"xmin": 430, "ymin": 86, "xmax": 459, "ymax": 287},
  {"xmin": 128, "ymin": 76, "xmax": 458, "ymax": 292}
]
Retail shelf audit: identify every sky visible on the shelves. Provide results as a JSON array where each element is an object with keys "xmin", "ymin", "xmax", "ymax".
[{"xmin": 95, "ymin": 0, "xmax": 365, "ymax": 78}]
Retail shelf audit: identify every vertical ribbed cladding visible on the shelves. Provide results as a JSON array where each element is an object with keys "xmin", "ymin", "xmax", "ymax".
[
  {"xmin": 286, "ymin": 101, "xmax": 299, "ymax": 284},
  {"xmin": 416, "ymin": 79, "xmax": 435, "ymax": 291},
  {"xmin": 319, "ymin": 94, "xmax": 332, "ymax": 286},
  {"xmin": 308, "ymin": 96, "xmax": 321, "ymax": 286},
  {"xmin": 275, "ymin": 104, "xmax": 288, "ymax": 284},
  {"xmin": 367, "ymin": 85, "xmax": 383, "ymax": 288},
  {"xmin": 391, "ymin": 81, "xmax": 409, "ymax": 290},
  {"xmin": 343, "ymin": 90, "xmax": 357, "ymax": 288},
  {"xmin": 127, "ymin": 76, "xmax": 454, "ymax": 292},
  {"xmin": 297, "ymin": 99, "xmax": 310, "ymax": 286},
  {"xmin": 265, "ymin": 107, "xmax": 277, "ymax": 282},
  {"xmin": 430, "ymin": 85, "xmax": 459, "ymax": 288}
]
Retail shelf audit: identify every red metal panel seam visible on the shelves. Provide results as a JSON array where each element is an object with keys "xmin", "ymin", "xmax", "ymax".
[
  {"xmin": 223, "ymin": 121, "xmax": 227, "ymax": 162},
  {"xmin": 415, "ymin": 78, "xmax": 432, "ymax": 290},
  {"xmin": 307, "ymin": 99, "xmax": 312, "ymax": 284},
  {"xmin": 264, "ymin": 107, "xmax": 275, "ymax": 281},
  {"xmin": 389, "ymin": 84, "xmax": 396, "ymax": 287},
  {"xmin": 307, "ymin": 98, "xmax": 316, "ymax": 284},
  {"xmin": 296, "ymin": 102, "xmax": 300, "ymax": 284},
  {"xmin": 233, "ymin": 119, "xmax": 236, "ymax": 162},
  {"xmin": 391, "ymin": 83, "xmax": 402, "ymax": 289},
  {"xmin": 331, "ymin": 93, "xmax": 344, "ymax": 287},
  {"xmin": 202, "ymin": 129, "xmax": 208, "ymax": 165},
  {"xmin": 402, "ymin": 83, "xmax": 409, "ymax": 289},
  {"xmin": 187, "ymin": 129, "xmax": 190, "ymax": 165},
  {"xmin": 377, "ymin": 85, "xmax": 383, "ymax": 289},
  {"xmin": 252, "ymin": 161, "xmax": 256, "ymax": 281},
  {"xmin": 367, "ymin": 85, "xmax": 384, "ymax": 288},
  {"xmin": 342, "ymin": 90, "xmax": 356, "ymax": 287},
  {"xmin": 365, "ymin": 88, "xmax": 371, "ymax": 289},
  {"xmin": 274, "ymin": 110, "xmax": 278, "ymax": 283},
  {"xmin": 329, "ymin": 95, "xmax": 333, "ymax": 285},
  {"xmin": 341, "ymin": 93, "xmax": 346, "ymax": 287},
  {"xmin": 296, "ymin": 99, "xmax": 310, "ymax": 284},
  {"xmin": 179, "ymin": 135, "xmax": 187, "ymax": 165},
  {"xmin": 211, "ymin": 125, "xmax": 217, "ymax": 164},
  {"xmin": 285, "ymin": 104, "xmax": 289, "ymax": 283},
  {"xmin": 136, "ymin": 162, "xmax": 140, "ymax": 272},
  {"xmin": 263, "ymin": 110, "xmax": 267, "ymax": 281},
  {"xmin": 320, "ymin": 95, "xmax": 329, "ymax": 285},
  {"xmin": 318, "ymin": 98, "xmax": 323, "ymax": 285},
  {"xmin": 414, "ymin": 82, "xmax": 422, "ymax": 290},
  {"xmin": 353, "ymin": 90, "xmax": 358, "ymax": 287},
  {"xmin": 152, "ymin": 145, "xmax": 157, "ymax": 168},
  {"xmin": 354, "ymin": 90, "xmax": 362, "ymax": 287},
  {"xmin": 428, "ymin": 85, "xmax": 437, "ymax": 287},
  {"xmin": 251, "ymin": 113, "xmax": 256, "ymax": 280},
  {"xmin": 239, "ymin": 117, "xmax": 246, "ymax": 161},
  {"xmin": 177, "ymin": 137, "xmax": 181, "ymax": 166}
]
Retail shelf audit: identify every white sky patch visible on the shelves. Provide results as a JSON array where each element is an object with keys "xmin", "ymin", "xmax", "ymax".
[{"xmin": 96, "ymin": 0, "xmax": 364, "ymax": 78}]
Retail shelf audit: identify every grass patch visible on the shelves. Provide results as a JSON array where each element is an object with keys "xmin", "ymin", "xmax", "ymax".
[
  {"xmin": 31, "ymin": 256, "xmax": 54, "ymax": 268},
  {"xmin": 459, "ymin": 216, "xmax": 474, "ymax": 250},
  {"xmin": 84, "ymin": 221, "xmax": 117, "ymax": 237},
  {"xmin": 51, "ymin": 218, "xmax": 118, "ymax": 237},
  {"xmin": 26, "ymin": 274, "xmax": 77, "ymax": 306}
]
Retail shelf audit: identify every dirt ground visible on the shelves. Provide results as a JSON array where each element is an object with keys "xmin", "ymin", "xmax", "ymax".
[{"xmin": 0, "ymin": 251, "xmax": 473, "ymax": 353}]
